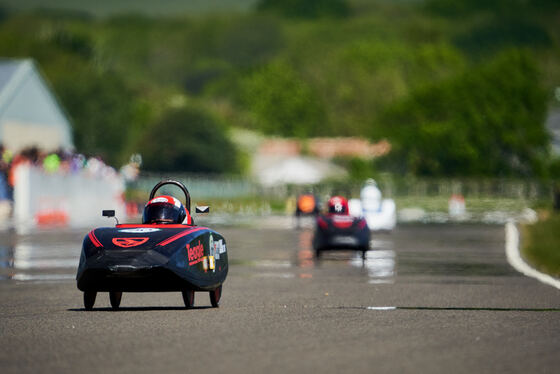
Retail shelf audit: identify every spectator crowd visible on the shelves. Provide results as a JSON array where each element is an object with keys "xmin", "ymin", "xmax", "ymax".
[{"xmin": 0, "ymin": 144, "xmax": 122, "ymax": 205}]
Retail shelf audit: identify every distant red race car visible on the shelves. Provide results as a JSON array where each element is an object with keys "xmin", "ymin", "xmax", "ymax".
[{"xmin": 312, "ymin": 196, "xmax": 370, "ymax": 258}]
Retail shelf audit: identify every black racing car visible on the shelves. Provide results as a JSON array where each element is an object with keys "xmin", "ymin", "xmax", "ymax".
[{"xmin": 77, "ymin": 180, "xmax": 228, "ymax": 310}]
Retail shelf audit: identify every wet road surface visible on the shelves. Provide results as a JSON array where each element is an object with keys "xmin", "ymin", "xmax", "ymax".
[{"xmin": 0, "ymin": 222, "xmax": 559, "ymax": 373}]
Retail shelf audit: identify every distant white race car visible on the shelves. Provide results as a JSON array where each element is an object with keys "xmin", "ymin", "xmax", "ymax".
[{"xmin": 349, "ymin": 180, "xmax": 396, "ymax": 231}]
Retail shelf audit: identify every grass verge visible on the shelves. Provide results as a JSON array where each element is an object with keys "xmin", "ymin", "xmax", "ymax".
[{"xmin": 521, "ymin": 212, "xmax": 560, "ymax": 277}]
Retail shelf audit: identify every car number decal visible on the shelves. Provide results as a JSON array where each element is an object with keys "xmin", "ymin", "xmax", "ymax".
[{"xmin": 119, "ymin": 228, "xmax": 161, "ymax": 233}]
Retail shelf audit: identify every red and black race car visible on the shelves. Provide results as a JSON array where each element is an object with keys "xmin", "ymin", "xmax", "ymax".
[
  {"xmin": 76, "ymin": 180, "xmax": 227, "ymax": 310},
  {"xmin": 312, "ymin": 196, "xmax": 370, "ymax": 258}
]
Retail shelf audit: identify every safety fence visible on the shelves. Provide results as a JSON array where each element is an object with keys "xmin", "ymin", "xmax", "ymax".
[
  {"xmin": 13, "ymin": 164, "xmax": 125, "ymax": 231},
  {"xmin": 7, "ymin": 168, "xmax": 553, "ymax": 230},
  {"xmin": 130, "ymin": 173, "xmax": 554, "ymax": 201},
  {"xmin": 128, "ymin": 172, "xmax": 258, "ymax": 200}
]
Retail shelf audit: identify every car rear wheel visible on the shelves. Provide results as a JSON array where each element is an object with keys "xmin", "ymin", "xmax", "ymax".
[
  {"xmin": 109, "ymin": 291, "xmax": 122, "ymax": 310},
  {"xmin": 209, "ymin": 285, "xmax": 222, "ymax": 308},
  {"xmin": 182, "ymin": 290, "xmax": 195, "ymax": 308},
  {"xmin": 84, "ymin": 291, "xmax": 97, "ymax": 311}
]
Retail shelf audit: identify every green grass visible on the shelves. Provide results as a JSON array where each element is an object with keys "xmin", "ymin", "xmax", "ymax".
[
  {"xmin": 192, "ymin": 196, "xmax": 286, "ymax": 215},
  {"xmin": 522, "ymin": 212, "xmax": 560, "ymax": 277},
  {"xmin": 394, "ymin": 196, "xmax": 531, "ymax": 213}
]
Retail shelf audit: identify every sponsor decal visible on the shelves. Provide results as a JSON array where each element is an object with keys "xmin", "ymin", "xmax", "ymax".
[
  {"xmin": 202, "ymin": 256, "xmax": 209, "ymax": 272},
  {"xmin": 209, "ymin": 236, "xmax": 227, "ymax": 261},
  {"xmin": 208, "ymin": 235, "xmax": 216, "ymax": 271},
  {"xmin": 187, "ymin": 241, "xmax": 205, "ymax": 266},
  {"xmin": 218, "ymin": 241, "xmax": 227, "ymax": 254},
  {"xmin": 112, "ymin": 237, "xmax": 149, "ymax": 248},
  {"xmin": 119, "ymin": 228, "xmax": 161, "ymax": 233}
]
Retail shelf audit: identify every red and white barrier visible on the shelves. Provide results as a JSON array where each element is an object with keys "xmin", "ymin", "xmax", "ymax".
[{"xmin": 14, "ymin": 164, "xmax": 125, "ymax": 230}]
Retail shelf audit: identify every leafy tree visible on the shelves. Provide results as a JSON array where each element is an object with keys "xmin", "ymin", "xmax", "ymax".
[
  {"xmin": 183, "ymin": 16, "xmax": 283, "ymax": 94},
  {"xmin": 256, "ymin": 0, "xmax": 351, "ymax": 19},
  {"xmin": 1, "ymin": 4, "xmax": 558, "ymax": 177},
  {"xmin": 54, "ymin": 70, "xmax": 139, "ymax": 166},
  {"xmin": 213, "ymin": 16, "xmax": 283, "ymax": 69},
  {"xmin": 0, "ymin": 14, "xmax": 138, "ymax": 166},
  {"xmin": 425, "ymin": 0, "xmax": 560, "ymax": 17},
  {"xmin": 137, "ymin": 106, "xmax": 239, "ymax": 173},
  {"xmin": 239, "ymin": 61, "xmax": 325, "ymax": 137},
  {"xmin": 319, "ymin": 41, "xmax": 466, "ymax": 138},
  {"xmin": 333, "ymin": 157, "xmax": 377, "ymax": 181},
  {"xmin": 0, "ymin": 6, "xmax": 9, "ymax": 23},
  {"xmin": 379, "ymin": 49, "xmax": 549, "ymax": 177},
  {"xmin": 453, "ymin": 18, "xmax": 551, "ymax": 58}
]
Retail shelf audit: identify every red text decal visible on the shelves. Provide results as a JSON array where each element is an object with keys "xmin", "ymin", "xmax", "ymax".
[
  {"xmin": 112, "ymin": 237, "xmax": 149, "ymax": 248},
  {"xmin": 187, "ymin": 241, "xmax": 205, "ymax": 265}
]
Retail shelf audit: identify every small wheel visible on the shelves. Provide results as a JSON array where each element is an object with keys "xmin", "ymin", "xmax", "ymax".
[
  {"xmin": 315, "ymin": 249, "xmax": 322, "ymax": 259},
  {"xmin": 209, "ymin": 285, "xmax": 222, "ymax": 308},
  {"xmin": 182, "ymin": 290, "xmax": 195, "ymax": 308},
  {"xmin": 84, "ymin": 291, "xmax": 97, "ymax": 311},
  {"xmin": 109, "ymin": 291, "xmax": 122, "ymax": 310}
]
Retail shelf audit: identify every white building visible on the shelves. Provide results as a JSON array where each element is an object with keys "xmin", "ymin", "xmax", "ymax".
[{"xmin": 0, "ymin": 59, "xmax": 73, "ymax": 152}]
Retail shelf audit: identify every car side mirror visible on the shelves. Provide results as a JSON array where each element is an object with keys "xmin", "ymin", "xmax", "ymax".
[
  {"xmin": 102, "ymin": 210, "xmax": 119, "ymax": 225},
  {"xmin": 195, "ymin": 206, "xmax": 210, "ymax": 214},
  {"xmin": 102, "ymin": 210, "xmax": 115, "ymax": 217}
]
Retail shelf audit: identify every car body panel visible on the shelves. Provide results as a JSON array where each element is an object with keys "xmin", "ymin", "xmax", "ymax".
[{"xmin": 77, "ymin": 224, "xmax": 228, "ymax": 292}]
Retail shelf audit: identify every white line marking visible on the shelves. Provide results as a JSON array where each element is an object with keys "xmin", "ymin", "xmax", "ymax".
[
  {"xmin": 11, "ymin": 273, "xmax": 75, "ymax": 281},
  {"xmin": 505, "ymin": 221, "xmax": 560, "ymax": 290},
  {"xmin": 366, "ymin": 306, "xmax": 397, "ymax": 310}
]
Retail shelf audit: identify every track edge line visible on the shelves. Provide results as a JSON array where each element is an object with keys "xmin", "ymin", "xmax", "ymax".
[{"xmin": 505, "ymin": 220, "xmax": 560, "ymax": 290}]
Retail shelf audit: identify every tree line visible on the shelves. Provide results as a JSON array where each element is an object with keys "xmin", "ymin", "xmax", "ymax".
[{"xmin": 0, "ymin": 0, "xmax": 558, "ymax": 178}]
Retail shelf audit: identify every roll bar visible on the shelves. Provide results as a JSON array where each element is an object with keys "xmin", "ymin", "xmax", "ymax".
[{"xmin": 149, "ymin": 180, "xmax": 191, "ymax": 214}]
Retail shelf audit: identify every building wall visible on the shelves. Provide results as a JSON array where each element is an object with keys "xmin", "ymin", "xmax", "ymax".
[{"xmin": 0, "ymin": 60, "xmax": 73, "ymax": 152}]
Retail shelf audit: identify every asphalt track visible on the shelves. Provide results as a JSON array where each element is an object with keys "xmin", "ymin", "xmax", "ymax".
[{"xmin": 0, "ymin": 223, "xmax": 559, "ymax": 373}]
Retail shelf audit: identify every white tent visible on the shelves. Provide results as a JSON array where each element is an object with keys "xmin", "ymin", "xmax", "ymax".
[
  {"xmin": 253, "ymin": 155, "xmax": 347, "ymax": 186},
  {"xmin": 0, "ymin": 59, "xmax": 73, "ymax": 152}
]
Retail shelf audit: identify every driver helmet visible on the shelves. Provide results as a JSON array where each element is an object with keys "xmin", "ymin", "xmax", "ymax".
[
  {"xmin": 297, "ymin": 194, "xmax": 317, "ymax": 214},
  {"xmin": 327, "ymin": 196, "xmax": 349, "ymax": 215},
  {"xmin": 142, "ymin": 195, "xmax": 190, "ymax": 224}
]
